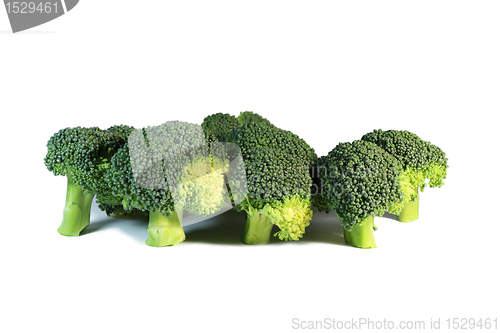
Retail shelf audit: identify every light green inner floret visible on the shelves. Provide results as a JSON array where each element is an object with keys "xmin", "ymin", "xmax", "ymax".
[
  {"xmin": 177, "ymin": 155, "xmax": 229, "ymax": 216},
  {"xmin": 389, "ymin": 162, "xmax": 448, "ymax": 216},
  {"xmin": 423, "ymin": 162, "xmax": 448, "ymax": 188},
  {"xmin": 388, "ymin": 168, "xmax": 420, "ymax": 214},
  {"xmin": 241, "ymin": 195, "xmax": 313, "ymax": 244}
]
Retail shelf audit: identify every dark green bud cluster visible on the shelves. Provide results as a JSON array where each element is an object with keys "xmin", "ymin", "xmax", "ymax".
[
  {"xmin": 237, "ymin": 111, "xmax": 272, "ymax": 126},
  {"xmin": 201, "ymin": 112, "xmax": 241, "ymax": 142},
  {"xmin": 315, "ymin": 140, "xmax": 404, "ymax": 230},
  {"xmin": 44, "ymin": 126, "xmax": 129, "ymax": 200},
  {"xmin": 227, "ymin": 122, "xmax": 317, "ymax": 169},
  {"xmin": 106, "ymin": 124, "xmax": 136, "ymax": 140},
  {"xmin": 106, "ymin": 142, "xmax": 176, "ymax": 216},
  {"xmin": 361, "ymin": 129, "xmax": 448, "ymax": 189},
  {"xmin": 227, "ymin": 122, "xmax": 316, "ymax": 201}
]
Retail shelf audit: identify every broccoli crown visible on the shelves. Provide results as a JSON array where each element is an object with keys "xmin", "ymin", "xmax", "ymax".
[
  {"xmin": 316, "ymin": 140, "xmax": 404, "ymax": 230},
  {"xmin": 44, "ymin": 125, "xmax": 137, "ymax": 215},
  {"xmin": 237, "ymin": 111, "xmax": 272, "ymax": 126},
  {"xmin": 106, "ymin": 121, "xmax": 228, "ymax": 217},
  {"xmin": 201, "ymin": 113, "xmax": 241, "ymax": 142},
  {"xmin": 227, "ymin": 122, "xmax": 317, "ymax": 168},
  {"xmin": 106, "ymin": 124, "xmax": 136, "ymax": 139},
  {"xmin": 361, "ymin": 129, "xmax": 448, "ymax": 189},
  {"xmin": 44, "ymin": 126, "xmax": 128, "ymax": 197},
  {"xmin": 226, "ymin": 122, "xmax": 316, "ymax": 240}
]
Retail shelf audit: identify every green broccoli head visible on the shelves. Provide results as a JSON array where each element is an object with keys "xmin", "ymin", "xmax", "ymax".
[
  {"xmin": 201, "ymin": 112, "xmax": 241, "ymax": 142},
  {"xmin": 226, "ymin": 122, "xmax": 316, "ymax": 242},
  {"xmin": 106, "ymin": 124, "xmax": 136, "ymax": 140},
  {"xmin": 360, "ymin": 129, "xmax": 448, "ymax": 220},
  {"xmin": 45, "ymin": 125, "xmax": 135, "ymax": 235},
  {"xmin": 44, "ymin": 126, "xmax": 128, "ymax": 198},
  {"xmin": 106, "ymin": 121, "xmax": 229, "ymax": 218},
  {"xmin": 237, "ymin": 111, "xmax": 272, "ymax": 126},
  {"xmin": 361, "ymin": 129, "xmax": 448, "ymax": 190},
  {"xmin": 315, "ymin": 140, "xmax": 404, "ymax": 231}
]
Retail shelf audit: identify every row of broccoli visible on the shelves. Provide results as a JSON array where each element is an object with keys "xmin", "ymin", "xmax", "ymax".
[{"xmin": 44, "ymin": 111, "xmax": 448, "ymax": 248}]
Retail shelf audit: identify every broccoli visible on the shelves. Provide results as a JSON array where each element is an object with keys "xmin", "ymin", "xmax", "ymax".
[
  {"xmin": 201, "ymin": 111, "xmax": 274, "ymax": 143},
  {"xmin": 106, "ymin": 121, "xmax": 229, "ymax": 247},
  {"xmin": 361, "ymin": 129, "xmax": 448, "ymax": 222},
  {"xmin": 313, "ymin": 140, "xmax": 404, "ymax": 249},
  {"xmin": 237, "ymin": 111, "xmax": 272, "ymax": 126},
  {"xmin": 201, "ymin": 113, "xmax": 241, "ymax": 142},
  {"xmin": 44, "ymin": 126, "xmax": 133, "ymax": 236},
  {"xmin": 226, "ymin": 122, "xmax": 316, "ymax": 244}
]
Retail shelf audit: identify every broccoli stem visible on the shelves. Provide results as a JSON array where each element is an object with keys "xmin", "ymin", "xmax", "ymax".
[
  {"xmin": 344, "ymin": 215, "xmax": 377, "ymax": 249},
  {"xmin": 58, "ymin": 177, "xmax": 95, "ymax": 236},
  {"xmin": 242, "ymin": 212, "xmax": 274, "ymax": 245},
  {"xmin": 146, "ymin": 211, "xmax": 185, "ymax": 247},
  {"xmin": 398, "ymin": 187, "xmax": 419, "ymax": 222}
]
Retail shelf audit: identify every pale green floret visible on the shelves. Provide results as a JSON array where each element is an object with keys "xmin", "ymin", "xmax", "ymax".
[
  {"xmin": 241, "ymin": 195, "xmax": 313, "ymax": 244},
  {"xmin": 106, "ymin": 121, "xmax": 229, "ymax": 247},
  {"xmin": 388, "ymin": 168, "xmax": 419, "ymax": 214},
  {"xmin": 264, "ymin": 196, "xmax": 313, "ymax": 241},
  {"xmin": 179, "ymin": 155, "xmax": 229, "ymax": 216}
]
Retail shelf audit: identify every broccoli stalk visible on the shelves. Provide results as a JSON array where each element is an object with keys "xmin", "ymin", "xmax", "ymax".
[
  {"xmin": 343, "ymin": 215, "xmax": 377, "ymax": 249},
  {"xmin": 146, "ymin": 211, "xmax": 185, "ymax": 247},
  {"xmin": 398, "ymin": 186, "xmax": 419, "ymax": 222},
  {"xmin": 58, "ymin": 177, "xmax": 95, "ymax": 236},
  {"xmin": 242, "ymin": 212, "xmax": 274, "ymax": 245}
]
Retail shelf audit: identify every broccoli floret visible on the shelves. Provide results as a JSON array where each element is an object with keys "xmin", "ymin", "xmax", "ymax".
[
  {"xmin": 314, "ymin": 140, "xmax": 404, "ymax": 249},
  {"xmin": 107, "ymin": 124, "xmax": 136, "ymax": 140},
  {"xmin": 44, "ymin": 126, "xmax": 131, "ymax": 236},
  {"xmin": 226, "ymin": 122, "xmax": 316, "ymax": 244},
  {"xmin": 237, "ymin": 111, "xmax": 272, "ymax": 126},
  {"xmin": 201, "ymin": 113, "xmax": 241, "ymax": 142},
  {"xmin": 201, "ymin": 111, "xmax": 274, "ymax": 142},
  {"xmin": 361, "ymin": 129, "xmax": 448, "ymax": 222},
  {"xmin": 106, "ymin": 121, "xmax": 229, "ymax": 247}
]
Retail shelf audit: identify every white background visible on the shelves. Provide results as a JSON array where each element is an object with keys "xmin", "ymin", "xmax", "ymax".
[{"xmin": 1, "ymin": 1, "xmax": 499, "ymax": 332}]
